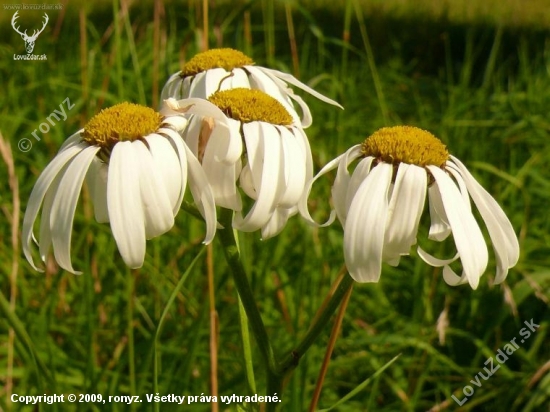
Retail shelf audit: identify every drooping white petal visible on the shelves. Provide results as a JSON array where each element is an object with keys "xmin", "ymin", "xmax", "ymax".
[
  {"xmin": 188, "ymin": 68, "xmax": 232, "ymax": 98},
  {"xmin": 448, "ymin": 156, "xmax": 520, "ymax": 283},
  {"xmin": 22, "ymin": 142, "xmax": 87, "ymax": 271},
  {"xmin": 183, "ymin": 143, "xmax": 217, "ymax": 244},
  {"xmin": 442, "ymin": 266, "xmax": 471, "ymax": 287},
  {"xmin": 181, "ymin": 76, "xmax": 193, "ymax": 99},
  {"xmin": 291, "ymin": 127, "xmax": 314, "ymax": 189},
  {"xmin": 427, "ymin": 181, "xmax": 451, "ymax": 241},
  {"xmin": 161, "ymin": 98, "xmax": 229, "ymax": 123},
  {"xmin": 134, "ymin": 140, "xmax": 175, "ymax": 239},
  {"xmin": 182, "ymin": 115, "xmax": 203, "ymax": 158},
  {"xmin": 245, "ymin": 65, "xmax": 302, "ymax": 126},
  {"xmin": 275, "ymin": 126, "xmax": 306, "ymax": 208},
  {"xmin": 50, "ymin": 145, "xmax": 101, "ymax": 273},
  {"xmin": 107, "ymin": 141, "xmax": 146, "ymax": 268},
  {"xmin": 163, "ymin": 114, "xmax": 188, "ymax": 133},
  {"xmin": 260, "ymin": 67, "xmax": 344, "ymax": 109},
  {"xmin": 200, "ymin": 119, "xmax": 242, "ymax": 210},
  {"xmin": 445, "ymin": 163, "xmax": 471, "ymax": 212},
  {"xmin": 59, "ymin": 130, "xmax": 84, "ymax": 151},
  {"xmin": 417, "ymin": 247, "xmax": 459, "ymax": 267},
  {"xmin": 146, "ymin": 132, "xmax": 185, "ymax": 212},
  {"xmin": 234, "ymin": 122, "xmax": 282, "ymax": 231},
  {"xmin": 261, "ymin": 207, "xmax": 294, "ymax": 239},
  {"xmin": 344, "ymin": 163, "xmax": 393, "ymax": 283},
  {"xmin": 239, "ymin": 163, "xmax": 256, "ymax": 200},
  {"xmin": 38, "ymin": 172, "xmax": 64, "ymax": 264},
  {"xmin": 163, "ymin": 127, "xmax": 192, "ymax": 213},
  {"xmin": 428, "ymin": 166, "xmax": 489, "ymax": 289},
  {"xmin": 86, "ymin": 158, "xmax": 109, "ymax": 223},
  {"xmin": 383, "ymin": 164, "xmax": 427, "ymax": 261},
  {"xmin": 287, "ymin": 93, "xmax": 313, "ymax": 128},
  {"xmin": 298, "ymin": 145, "xmax": 361, "ymax": 226},
  {"xmin": 160, "ymin": 71, "xmax": 185, "ymax": 102},
  {"xmin": 329, "ymin": 145, "xmax": 365, "ymax": 225},
  {"xmin": 344, "ymin": 156, "xmax": 374, "ymax": 224},
  {"xmin": 230, "ymin": 68, "xmax": 252, "ymax": 88}
]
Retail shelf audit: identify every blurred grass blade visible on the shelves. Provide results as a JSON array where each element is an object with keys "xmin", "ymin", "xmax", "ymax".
[
  {"xmin": 0, "ymin": 289, "xmax": 55, "ymax": 392},
  {"xmin": 153, "ymin": 247, "xmax": 206, "ymax": 412},
  {"xmin": 319, "ymin": 354, "xmax": 401, "ymax": 411}
]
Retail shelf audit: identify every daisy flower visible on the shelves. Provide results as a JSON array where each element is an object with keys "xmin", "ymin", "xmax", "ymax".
[
  {"xmin": 160, "ymin": 47, "xmax": 342, "ymax": 128},
  {"xmin": 22, "ymin": 102, "xmax": 216, "ymax": 274},
  {"xmin": 162, "ymin": 88, "xmax": 313, "ymax": 238},
  {"xmin": 299, "ymin": 126, "xmax": 520, "ymax": 289}
]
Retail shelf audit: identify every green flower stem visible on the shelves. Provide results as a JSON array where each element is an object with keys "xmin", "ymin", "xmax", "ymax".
[
  {"xmin": 276, "ymin": 273, "xmax": 355, "ymax": 376},
  {"xmin": 217, "ymin": 208, "xmax": 278, "ymax": 376},
  {"xmin": 238, "ymin": 296, "xmax": 257, "ymax": 393}
]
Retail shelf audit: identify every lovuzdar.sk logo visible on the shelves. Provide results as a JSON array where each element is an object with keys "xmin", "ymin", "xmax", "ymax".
[{"xmin": 12, "ymin": 11, "xmax": 48, "ymax": 61}]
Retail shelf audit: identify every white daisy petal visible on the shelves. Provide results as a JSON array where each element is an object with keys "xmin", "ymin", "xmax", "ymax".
[
  {"xmin": 240, "ymin": 163, "xmax": 256, "ymax": 200},
  {"xmin": 86, "ymin": 158, "xmax": 109, "ymax": 223},
  {"xmin": 59, "ymin": 130, "xmax": 84, "ymax": 151},
  {"xmin": 295, "ymin": 127, "xmax": 314, "ymax": 183},
  {"xmin": 245, "ymin": 65, "xmax": 302, "ymax": 125},
  {"xmin": 50, "ymin": 145, "xmax": 100, "ymax": 273},
  {"xmin": 445, "ymin": 163, "xmax": 472, "ymax": 212},
  {"xmin": 448, "ymin": 155, "xmax": 520, "ymax": 283},
  {"xmin": 107, "ymin": 141, "xmax": 146, "ymax": 269},
  {"xmin": 134, "ymin": 140, "xmax": 174, "ymax": 239},
  {"xmin": 163, "ymin": 127, "xmax": 192, "ymax": 212},
  {"xmin": 287, "ymin": 93, "xmax": 313, "ymax": 128},
  {"xmin": 183, "ymin": 143, "xmax": 217, "ymax": 244},
  {"xmin": 428, "ymin": 166, "xmax": 489, "ymax": 289},
  {"xmin": 182, "ymin": 115, "xmax": 203, "ymax": 157},
  {"xmin": 188, "ymin": 68, "xmax": 231, "ymax": 98},
  {"xmin": 344, "ymin": 156, "xmax": 374, "ymax": 223},
  {"xmin": 260, "ymin": 67, "xmax": 343, "ymax": 109},
  {"xmin": 383, "ymin": 164, "xmax": 427, "ymax": 260},
  {"xmin": 38, "ymin": 172, "xmax": 63, "ymax": 264},
  {"xmin": 234, "ymin": 122, "xmax": 282, "ymax": 231},
  {"xmin": 327, "ymin": 145, "xmax": 365, "ymax": 225},
  {"xmin": 161, "ymin": 97, "xmax": 229, "ymax": 123},
  {"xmin": 427, "ymin": 181, "xmax": 451, "ymax": 241},
  {"xmin": 146, "ymin": 133, "xmax": 185, "ymax": 213},
  {"xmin": 298, "ymin": 146, "xmax": 360, "ymax": 226},
  {"xmin": 160, "ymin": 71, "xmax": 184, "ymax": 102},
  {"xmin": 276, "ymin": 126, "xmax": 306, "ymax": 208},
  {"xmin": 261, "ymin": 207, "xmax": 293, "ymax": 239},
  {"xmin": 417, "ymin": 247, "xmax": 459, "ymax": 267},
  {"xmin": 201, "ymin": 120, "xmax": 242, "ymax": 210},
  {"xmin": 442, "ymin": 266, "xmax": 471, "ymax": 286},
  {"xmin": 230, "ymin": 68, "xmax": 252, "ymax": 88},
  {"xmin": 344, "ymin": 163, "xmax": 393, "ymax": 283},
  {"xmin": 22, "ymin": 142, "xmax": 87, "ymax": 271}
]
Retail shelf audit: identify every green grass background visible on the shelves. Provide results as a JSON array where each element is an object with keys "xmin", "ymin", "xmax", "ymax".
[{"xmin": 1, "ymin": 0, "xmax": 550, "ymax": 411}]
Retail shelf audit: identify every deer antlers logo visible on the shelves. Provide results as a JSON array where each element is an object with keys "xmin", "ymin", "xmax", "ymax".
[{"xmin": 11, "ymin": 11, "xmax": 49, "ymax": 54}]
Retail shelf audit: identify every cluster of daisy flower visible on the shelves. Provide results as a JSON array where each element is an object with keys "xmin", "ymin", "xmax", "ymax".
[{"xmin": 23, "ymin": 48, "xmax": 519, "ymax": 289}]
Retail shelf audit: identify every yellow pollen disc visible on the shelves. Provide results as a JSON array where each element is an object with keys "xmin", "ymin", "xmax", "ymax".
[
  {"xmin": 361, "ymin": 126, "xmax": 449, "ymax": 167},
  {"xmin": 208, "ymin": 88, "xmax": 293, "ymax": 126},
  {"xmin": 82, "ymin": 103, "xmax": 162, "ymax": 149},
  {"xmin": 181, "ymin": 48, "xmax": 254, "ymax": 77}
]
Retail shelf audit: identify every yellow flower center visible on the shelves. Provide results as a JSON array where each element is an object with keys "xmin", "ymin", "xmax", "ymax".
[
  {"xmin": 207, "ymin": 88, "xmax": 293, "ymax": 126},
  {"xmin": 82, "ymin": 103, "xmax": 162, "ymax": 150},
  {"xmin": 361, "ymin": 126, "xmax": 449, "ymax": 167},
  {"xmin": 181, "ymin": 48, "xmax": 254, "ymax": 77}
]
